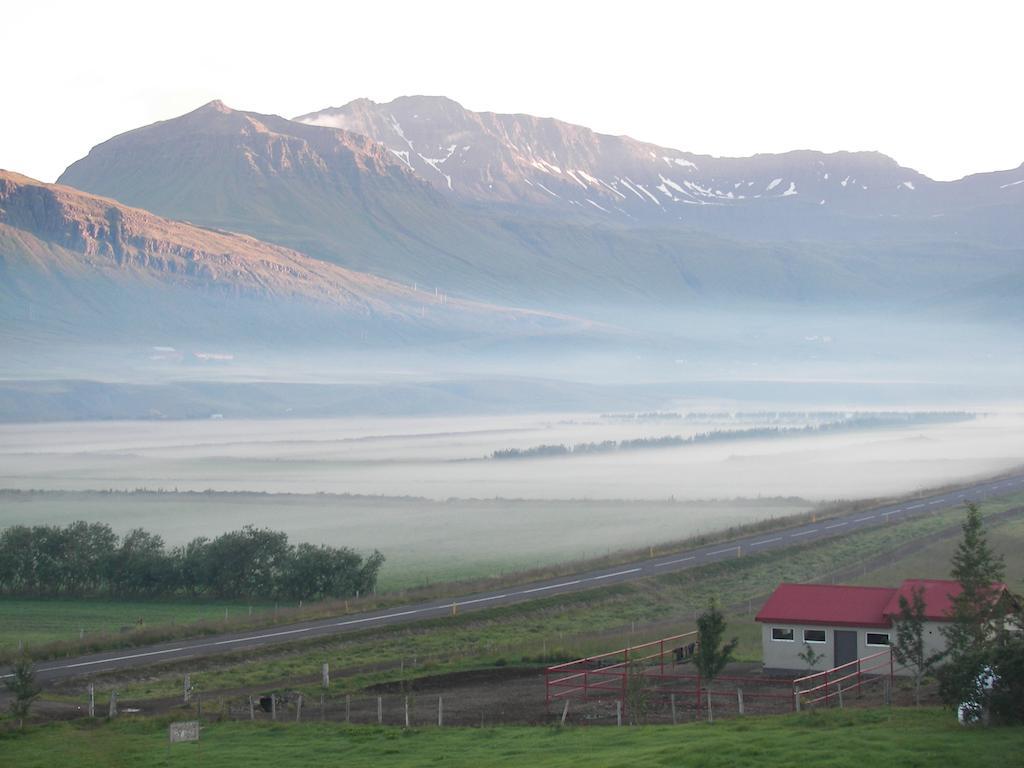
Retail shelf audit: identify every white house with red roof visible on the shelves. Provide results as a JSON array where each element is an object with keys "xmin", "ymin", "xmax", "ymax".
[{"xmin": 755, "ymin": 579, "xmax": 1006, "ymax": 675}]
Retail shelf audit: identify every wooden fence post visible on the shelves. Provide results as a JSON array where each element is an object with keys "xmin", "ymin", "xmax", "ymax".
[
  {"xmin": 616, "ymin": 700, "xmax": 622, "ymax": 726},
  {"xmin": 248, "ymin": 695, "xmax": 255, "ymax": 720},
  {"xmin": 346, "ymin": 694, "xmax": 351, "ymax": 724},
  {"xmin": 108, "ymin": 691, "xmax": 118, "ymax": 718},
  {"xmin": 707, "ymin": 690, "xmax": 713, "ymax": 723},
  {"xmin": 87, "ymin": 684, "xmax": 95, "ymax": 718},
  {"xmin": 183, "ymin": 674, "xmax": 191, "ymax": 704},
  {"xmin": 560, "ymin": 700, "xmax": 570, "ymax": 726},
  {"xmin": 377, "ymin": 696, "xmax": 383, "ymax": 725},
  {"xmin": 438, "ymin": 696, "xmax": 443, "ymax": 727},
  {"xmin": 737, "ymin": 688, "xmax": 744, "ymax": 715},
  {"xmin": 271, "ymin": 694, "xmax": 277, "ymax": 721},
  {"xmin": 322, "ymin": 662, "xmax": 330, "ymax": 689},
  {"xmin": 321, "ymin": 694, "xmax": 325, "ymax": 721},
  {"xmin": 404, "ymin": 696, "xmax": 410, "ymax": 728},
  {"xmin": 296, "ymin": 694, "xmax": 303, "ymax": 722}
]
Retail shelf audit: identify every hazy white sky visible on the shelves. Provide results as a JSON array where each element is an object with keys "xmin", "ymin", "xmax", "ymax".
[{"xmin": 3, "ymin": 0, "xmax": 1021, "ymax": 183}]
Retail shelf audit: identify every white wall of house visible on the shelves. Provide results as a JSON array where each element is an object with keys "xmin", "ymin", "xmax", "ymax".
[{"xmin": 760, "ymin": 622, "xmax": 940, "ymax": 676}]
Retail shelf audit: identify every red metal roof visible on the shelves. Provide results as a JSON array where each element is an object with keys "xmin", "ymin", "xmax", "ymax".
[
  {"xmin": 757, "ymin": 579, "xmax": 1008, "ymax": 628},
  {"xmin": 882, "ymin": 579, "xmax": 1007, "ymax": 621},
  {"xmin": 755, "ymin": 583, "xmax": 897, "ymax": 628}
]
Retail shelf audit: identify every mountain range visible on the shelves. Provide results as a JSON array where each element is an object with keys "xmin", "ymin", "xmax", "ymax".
[
  {"xmin": 0, "ymin": 94, "xmax": 1018, "ymax": 360},
  {"xmin": 52, "ymin": 96, "xmax": 1023, "ymax": 316},
  {"xmin": 295, "ymin": 95, "xmax": 1024, "ymax": 239}
]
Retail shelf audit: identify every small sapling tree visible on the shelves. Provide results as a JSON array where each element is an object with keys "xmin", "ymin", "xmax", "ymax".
[
  {"xmin": 624, "ymin": 661, "xmax": 651, "ymax": 725},
  {"xmin": 5, "ymin": 655, "xmax": 41, "ymax": 729},
  {"xmin": 892, "ymin": 584, "xmax": 943, "ymax": 705},
  {"xmin": 798, "ymin": 642, "xmax": 825, "ymax": 674},
  {"xmin": 694, "ymin": 600, "xmax": 738, "ymax": 722}
]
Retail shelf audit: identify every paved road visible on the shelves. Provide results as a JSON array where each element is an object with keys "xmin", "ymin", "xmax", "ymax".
[{"xmin": 9, "ymin": 472, "xmax": 1024, "ymax": 685}]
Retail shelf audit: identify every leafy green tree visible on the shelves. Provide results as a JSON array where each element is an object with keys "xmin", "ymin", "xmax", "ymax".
[
  {"xmin": 694, "ymin": 601, "xmax": 738, "ymax": 721},
  {"xmin": 892, "ymin": 585, "xmax": 943, "ymax": 705},
  {"xmin": 938, "ymin": 503, "xmax": 1008, "ymax": 715},
  {"xmin": 282, "ymin": 544, "xmax": 384, "ymax": 601},
  {"xmin": 987, "ymin": 634, "xmax": 1024, "ymax": 725},
  {"xmin": 107, "ymin": 528, "xmax": 171, "ymax": 598},
  {"xmin": 4, "ymin": 656, "xmax": 41, "ymax": 729},
  {"xmin": 943, "ymin": 502, "xmax": 1006, "ymax": 655},
  {"xmin": 0, "ymin": 521, "xmax": 383, "ymax": 603}
]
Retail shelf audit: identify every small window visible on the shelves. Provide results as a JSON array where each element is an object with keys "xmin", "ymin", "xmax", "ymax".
[
  {"xmin": 771, "ymin": 627, "xmax": 794, "ymax": 642},
  {"xmin": 803, "ymin": 629, "xmax": 826, "ymax": 643},
  {"xmin": 866, "ymin": 632, "xmax": 890, "ymax": 646}
]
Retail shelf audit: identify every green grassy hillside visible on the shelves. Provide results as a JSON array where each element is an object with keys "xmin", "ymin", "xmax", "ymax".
[{"xmin": 1, "ymin": 709, "xmax": 1019, "ymax": 768}]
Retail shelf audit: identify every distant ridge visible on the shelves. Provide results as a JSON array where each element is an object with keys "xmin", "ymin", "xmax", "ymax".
[
  {"xmin": 0, "ymin": 170, "xmax": 581, "ymax": 344},
  {"xmin": 295, "ymin": 95, "xmax": 1024, "ymax": 231}
]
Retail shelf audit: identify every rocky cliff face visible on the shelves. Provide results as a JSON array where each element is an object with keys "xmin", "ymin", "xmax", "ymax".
[{"xmin": 0, "ymin": 171, "xmax": 578, "ymax": 341}]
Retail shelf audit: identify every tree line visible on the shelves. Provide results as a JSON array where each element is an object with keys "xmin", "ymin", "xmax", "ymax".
[
  {"xmin": 492, "ymin": 412, "xmax": 975, "ymax": 460},
  {"xmin": 0, "ymin": 522, "xmax": 383, "ymax": 602}
]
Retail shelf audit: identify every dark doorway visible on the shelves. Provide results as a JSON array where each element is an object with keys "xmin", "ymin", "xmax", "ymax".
[{"xmin": 834, "ymin": 630, "xmax": 857, "ymax": 666}]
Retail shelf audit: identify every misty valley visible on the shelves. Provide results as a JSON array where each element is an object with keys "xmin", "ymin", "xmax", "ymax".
[
  {"xmin": 1, "ymin": 16, "xmax": 1023, "ymax": 757},
  {"xmin": 2, "ymin": 409, "xmax": 1020, "ymax": 589}
]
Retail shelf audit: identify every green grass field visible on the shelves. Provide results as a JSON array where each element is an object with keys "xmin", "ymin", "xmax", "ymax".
[
  {"xmin": 0, "ymin": 599, "xmax": 275, "ymax": 652},
  {"xmin": 1, "ymin": 709, "xmax": 1020, "ymax": 768},
  {"xmin": 7, "ymin": 489, "xmax": 1021, "ymax": 663},
  {"xmin": 38, "ymin": 492, "xmax": 1022, "ymax": 704},
  {"xmin": 857, "ymin": 513, "xmax": 1024, "ymax": 592}
]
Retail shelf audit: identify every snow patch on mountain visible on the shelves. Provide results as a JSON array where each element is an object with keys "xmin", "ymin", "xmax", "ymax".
[
  {"xmin": 297, "ymin": 113, "xmax": 347, "ymax": 130},
  {"xmin": 628, "ymin": 180, "xmax": 662, "ymax": 205},
  {"xmin": 566, "ymin": 170, "xmax": 589, "ymax": 189},
  {"xmin": 766, "ymin": 178, "xmax": 783, "ymax": 191},
  {"xmin": 389, "ymin": 149, "xmax": 414, "ymax": 170},
  {"xmin": 389, "ymin": 116, "xmax": 413, "ymax": 150},
  {"xmin": 617, "ymin": 178, "xmax": 647, "ymax": 201},
  {"xmin": 658, "ymin": 175, "xmax": 688, "ymax": 196},
  {"xmin": 420, "ymin": 145, "xmax": 457, "ymax": 189},
  {"xmin": 662, "ymin": 156, "xmax": 697, "ymax": 170}
]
